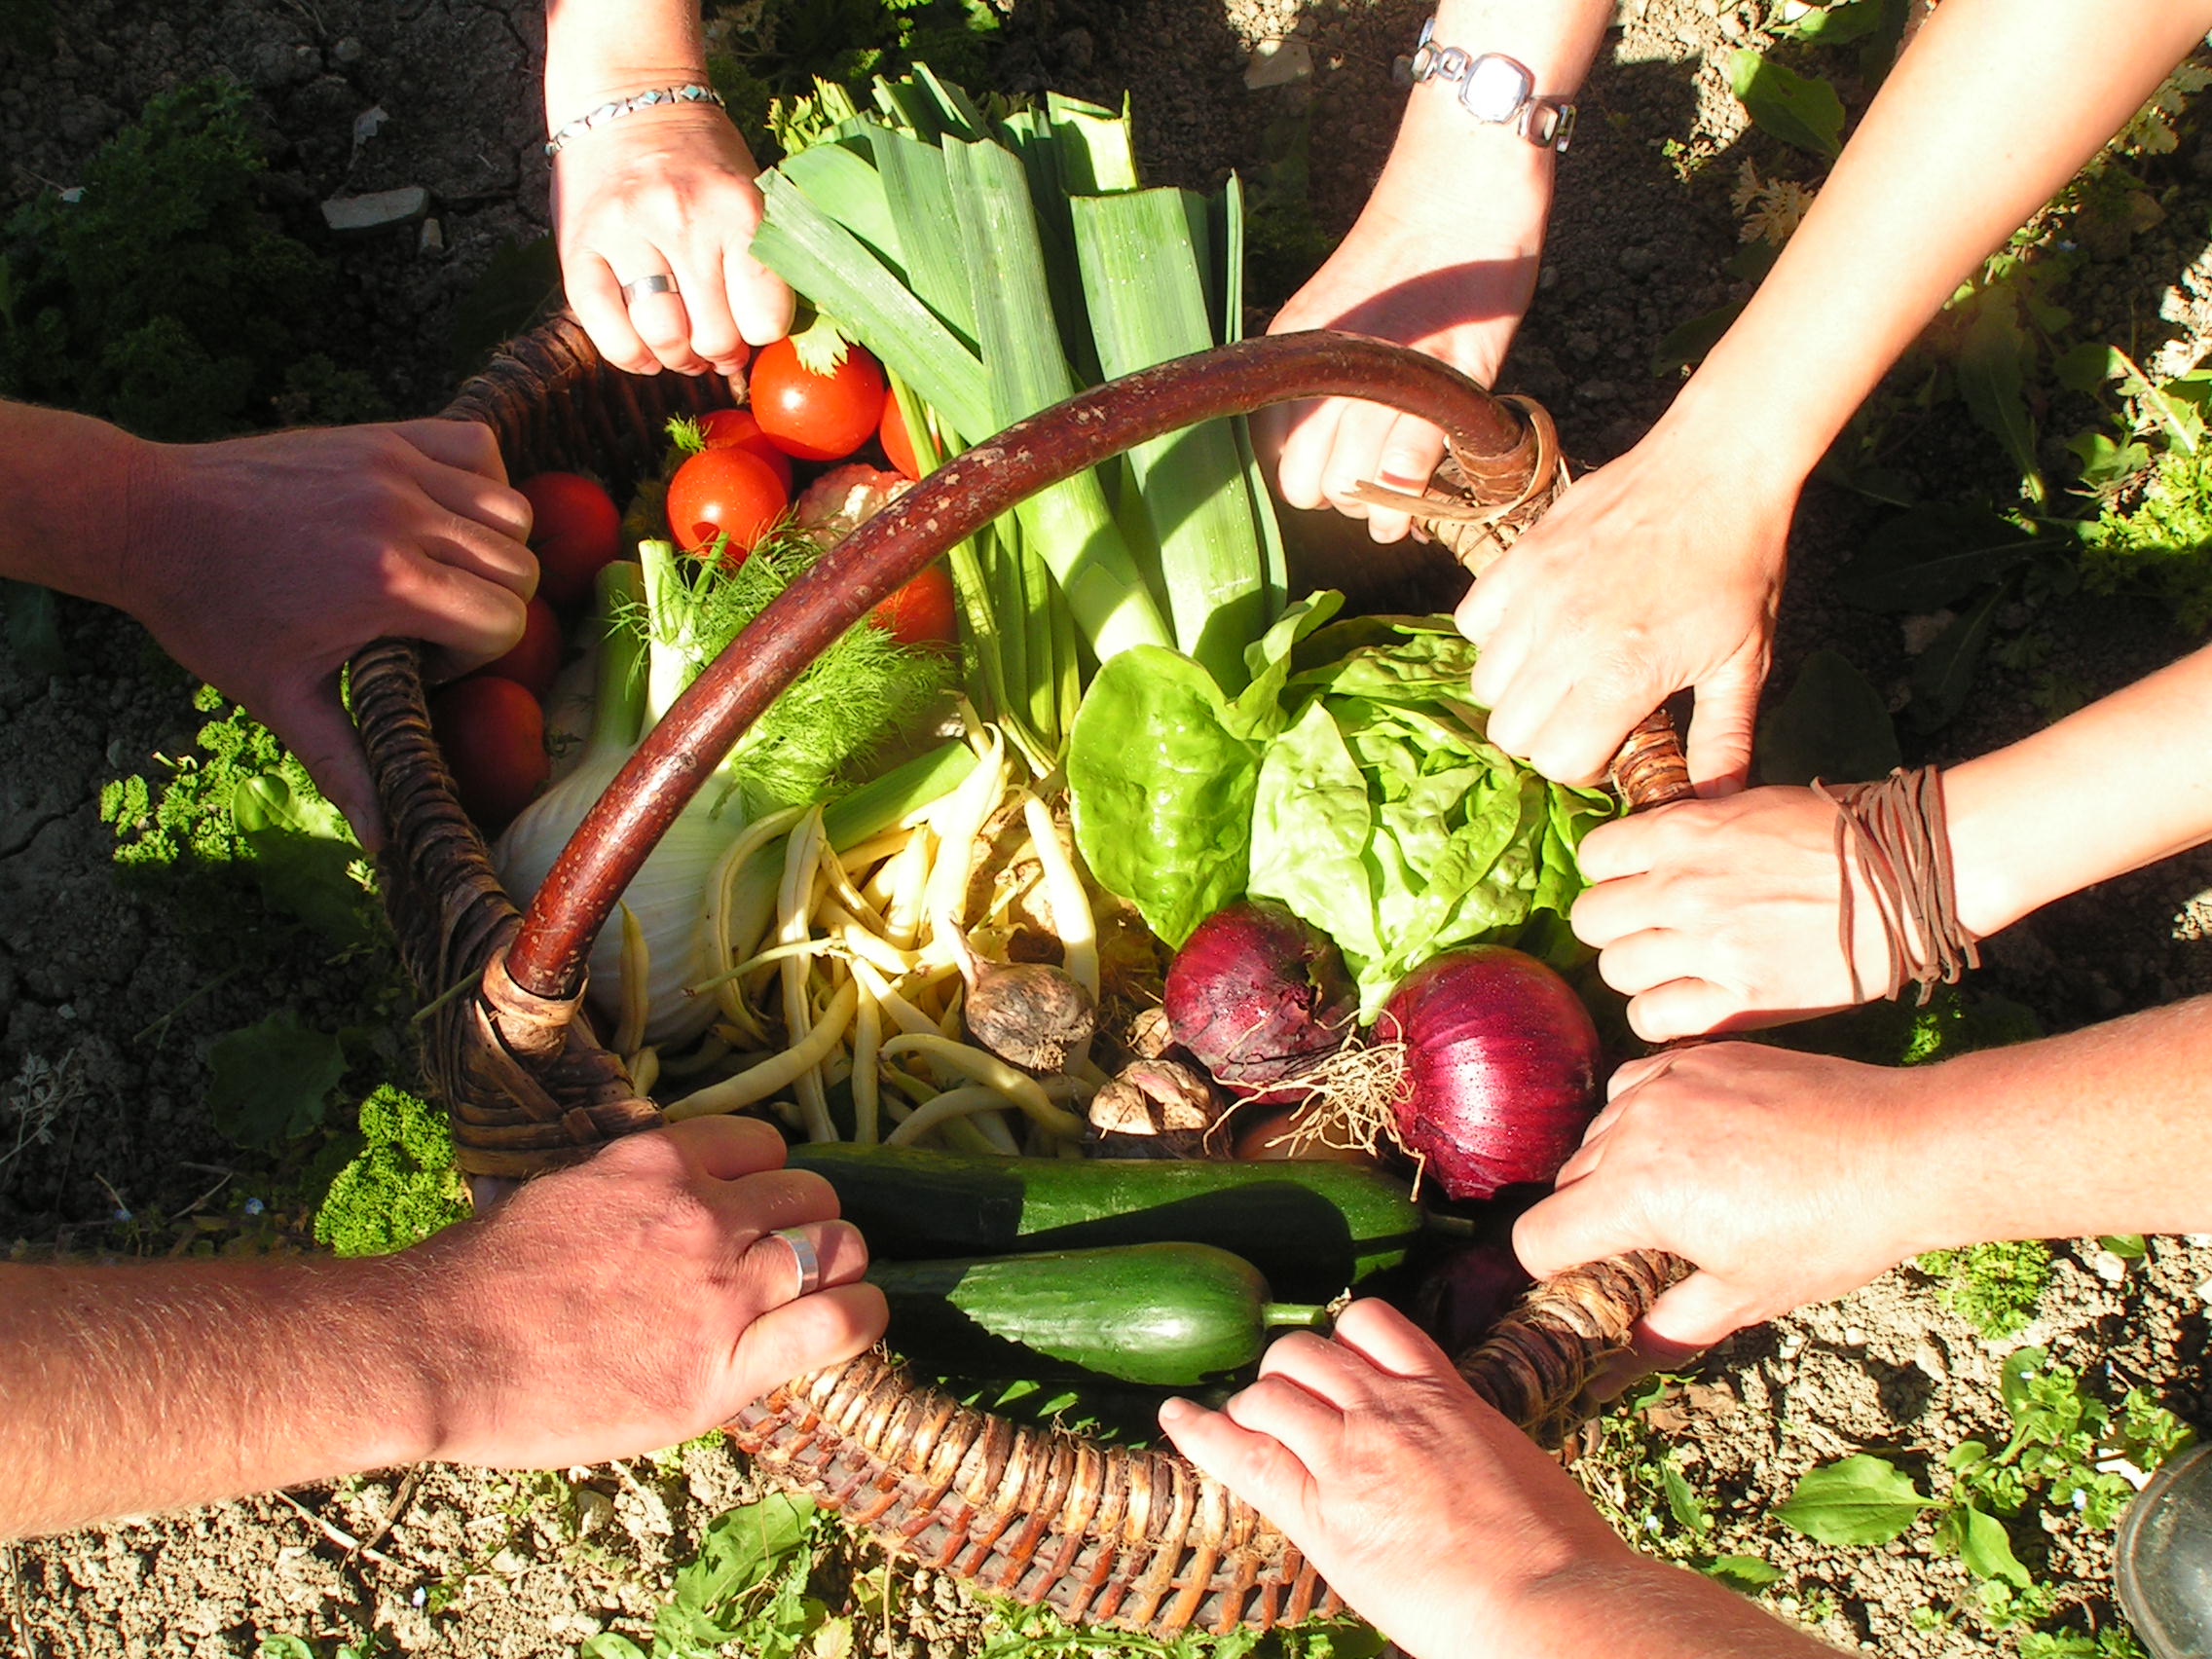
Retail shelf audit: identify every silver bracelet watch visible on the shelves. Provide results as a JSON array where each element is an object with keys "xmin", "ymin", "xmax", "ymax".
[{"xmin": 1395, "ymin": 18, "xmax": 1577, "ymax": 153}]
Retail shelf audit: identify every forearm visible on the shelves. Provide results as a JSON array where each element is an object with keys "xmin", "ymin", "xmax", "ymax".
[
  {"xmin": 0, "ymin": 1255, "xmax": 448, "ymax": 1538},
  {"xmin": 1667, "ymin": 0, "xmax": 2212, "ymax": 476},
  {"xmin": 1380, "ymin": 0, "xmax": 1612, "ymax": 234},
  {"xmin": 542, "ymin": 0, "xmax": 710, "ymax": 119},
  {"xmin": 1895, "ymin": 995, "xmax": 2212, "ymax": 1253},
  {"xmin": 1940, "ymin": 642, "xmax": 2212, "ymax": 937},
  {"xmin": 0, "ymin": 399, "xmax": 154, "ymax": 612},
  {"xmin": 1510, "ymin": 1555, "xmax": 1836, "ymax": 1659}
]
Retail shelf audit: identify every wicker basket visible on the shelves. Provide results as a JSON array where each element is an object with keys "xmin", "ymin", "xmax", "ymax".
[{"xmin": 351, "ymin": 314, "xmax": 1692, "ymax": 1638}]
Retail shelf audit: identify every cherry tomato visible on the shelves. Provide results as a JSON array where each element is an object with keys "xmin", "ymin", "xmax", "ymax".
[
  {"xmin": 517, "ymin": 471, "xmax": 621, "ymax": 609},
  {"xmin": 878, "ymin": 386, "xmax": 921, "ymax": 480},
  {"xmin": 430, "ymin": 675, "xmax": 548, "ymax": 830},
  {"xmin": 871, "ymin": 562, "xmax": 956, "ymax": 647},
  {"xmin": 477, "ymin": 596, "xmax": 562, "ymax": 699},
  {"xmin": 666, "ymin": 446, "xmax": 789, "ymax": 564},
  {"xmin": 695, "ymin": 407, "xmax": 793, "ymax": 491},
  {"xmin": 749, "ymin": 338, "xmax": 886, "ymax": 462}
]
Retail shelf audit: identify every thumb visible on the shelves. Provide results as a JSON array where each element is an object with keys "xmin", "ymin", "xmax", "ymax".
[
  {"xmin": 264, "ymin": 678, "xmax": 386, "ymax": 854},
  {"xmin": 1686, "ymin": 650, "xmax": 1767, "ymax": 796},
  {"xmin": 1640, "ymin": 1270, "xmax": 1768, "ymax": 1351}
]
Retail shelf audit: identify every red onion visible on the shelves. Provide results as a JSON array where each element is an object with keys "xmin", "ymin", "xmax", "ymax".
[
  {"xmin": 1381, "ymin": 945, "xmax": 1601, "ymax": 1201},
  {"xmin": 1164, "ymin": 900, "xmax": 1356, "ymax": 1092},
  {"xmin": 1414, "ymin": 1241, "xmax": 1533, "ymax": 1356}
]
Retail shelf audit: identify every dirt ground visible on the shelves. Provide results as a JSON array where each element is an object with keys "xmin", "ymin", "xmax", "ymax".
[{"xmin": 4, "ymin": 1, "xmax": 2212, "ymax": 1655}]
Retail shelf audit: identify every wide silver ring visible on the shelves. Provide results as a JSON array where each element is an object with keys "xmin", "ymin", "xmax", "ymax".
[
  {"xmin": 619, "ymin": 272, "xmax": 680, "ymax": 304},
  {"xmin": 770, "ymin": 1226, "xmax": 822, "ymax": 1298}
]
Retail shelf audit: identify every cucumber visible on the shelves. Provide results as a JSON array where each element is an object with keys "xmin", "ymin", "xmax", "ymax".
[
  {"xmin": 789, "ymin": 1143, "xmax": 1422, "ymax": 1301},
  {"xmin": 867, "ymin": 1241, "xmax": 1324, "ymax": 1387}
]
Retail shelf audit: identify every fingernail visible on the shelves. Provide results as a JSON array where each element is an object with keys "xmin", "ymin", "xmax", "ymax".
[{"xmin": 1158, "ymin": 1396, "xmax": 1194, "ymax": 1423}]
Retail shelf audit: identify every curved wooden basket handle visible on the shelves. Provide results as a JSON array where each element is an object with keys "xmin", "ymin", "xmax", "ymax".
[{"xmin": 502, "ymin": 331, "xmax": 1542, "ymax": 1003}]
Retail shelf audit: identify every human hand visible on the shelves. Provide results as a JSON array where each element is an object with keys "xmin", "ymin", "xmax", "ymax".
[
  {"xmin": 1571, "ymin": 786, "xmax": 1896, "ymax": 1042},
  {"xmin": 399, "ymin": 1115, "xmax": 883, "ymax": 1471},
  {"xmin": 551, "ymin": 103, "xmax": 793, "ymax": 377},
  {"xmin": 1265, "ymin": 118, "xmax": 1553, "ymax": 545},
  {"xmin": 1159, "ymin": 1300, "xmax": 1641, "ymax": 1659},
  {"xmin": 1456, "ymin": 417, "xmax": 1796, "ymax": 792},
  {"xmin": 1515, "ymin": 1043, "xmax": 1933, "ymax": 1350},
  {"xmin": 124, "ymin": 420, "xmax": 535, "ymax": 849}
]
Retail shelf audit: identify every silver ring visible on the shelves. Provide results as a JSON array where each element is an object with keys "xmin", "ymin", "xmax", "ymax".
[
  {"xmin": 619, "ymin": 273, "xmax": 679, "ymax": 304},
  {"xmin": 770, "ymin": 1226, "xmax": 822, "ymax": 1298}
]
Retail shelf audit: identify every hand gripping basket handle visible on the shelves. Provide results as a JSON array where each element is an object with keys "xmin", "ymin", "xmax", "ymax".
[{"xmin": 475, "ymin": 330, "xmax": 1696, "ymax": 1633}]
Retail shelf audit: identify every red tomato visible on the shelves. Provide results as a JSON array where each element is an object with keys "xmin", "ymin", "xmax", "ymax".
[
  {"xmin": 477, "ymin": 596, "xmax": 562, "ymax": 699},
  {"xmin": 695, "ymin": 407, "xmax": 793, "ymax": 491},
  {"xmin": 871, "ymin": 562, "xmax": 956, "ymax": 646},
  {"xmin": 665, "ymin": 446, "xmax": 789, "ymax": 564},
  {"xmin": 749, "ymin": 338, "xmax": 886, "ymax": 462},
  {"xmin": 878, "ymin": 385, "xmax": 921, "ymax": 480},
  {"xmin": 430, "ymin": 675, "xmax": 548, "ymax": 830},
  {"xmin": 518, "ymin": 472, "xmax": 621, "ymax": 609}
]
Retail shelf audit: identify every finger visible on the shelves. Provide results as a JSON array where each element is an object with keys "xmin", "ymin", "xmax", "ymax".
[
  {"xmin": 1223, "ymin": 1372, "xmax": 1346, "ymax": 1458},
  {"xmin": 723, "ymin": 1281, "xmax": 888, "ymax": 1407},
  {"xmin": 727, "ymin": 233, "xmax": 794, "ymax": 350},
  {"xmin": 391, "ymin": 418, "xmax": 511, "ymax": 488},
  {"xmin": 1273, "ymin": 397, "xmax": 1348, "ymax": 512},
  {"xmin": 1329, "ymin": 1299, "xmax": 1454, "ymax": 1382},
  {"xmin": 738, "ymin": 1217, "xmax": 867, "ymax": 1304},
  {"xmin": 1568, "ymin": 872, "xmax": 1662, "ymax": 949},
  {"xmin": 415, "ymin": 513, "xmax": 540, "ymax": 603},
  {"xmin": 621, "ymin": 276, "xmax": 710, "ymax": 377},
  {"xmin": 260, "ymin": 676, "xmax": 385, "ymax": 853},
  {"xmin": 660, "ymin": 1113, "xmax": 789, "ymax": 1180},
  {"xmin": 404, "ymin": 452, "xmax": 535, "ymax": 549},
  {"xmin": 1158, "ymin": 1396, "xmax": 1318, "ymax": 1518},
  {"xmin": 1253, "ymin": 1327, "xmax": 1388, "ymax": 1409},
  {"xmin": 1363, "ymin": 413, "xmax": 1447, "ymax": 545},
  {"xmin": 1568, "ymin": 815, "xmax": 1662, "ymax": 886},
  {"xmin": 1641, "ymin": 1270, "xmax": 1769, "ymax": 1350},
  {"xmin": 1518, "ymin": 674, "xmax": 1651, "ymax": 792},
  {"xmin": 389, "ymin": 559, "xmax": 531, "ymax": 673},
  {"xmin": 1687, "ymin": 653, "xmax": 1767, "ymax": 797},
  {"xmin": 719, "ymin": 1166, "xmax": 840, "ymax": 1239},
  {"xmin": 1512, "ymin": 1181, "xmax": 1648, "ymax": 1285},
  {"xmin": 669, "ymin": 247, "xmax": 746, "ymax": 372},
  {"xmin": 1319, "ymin": 399, "xmax": 1399, "ymax": 525},
  {"xmin": 1594, "ymin": 929, "xmax": 1697, "ymax": 999},
  {"xmin": 567, "ymin": 250, "xmax": 660, "ymax": 377},
  {"xmin": 1629, "ymin": 977, "xmax": 1751, "ymax": 1044},
  {"xmin": 1610, "ymin": 1052, "xmax": 1672, "ymax": 1106}
]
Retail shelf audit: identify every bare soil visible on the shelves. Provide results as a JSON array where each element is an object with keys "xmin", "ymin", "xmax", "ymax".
[{"xmin": 3, "ymin": 2, "xmax": 2211, "ymax": 1656}]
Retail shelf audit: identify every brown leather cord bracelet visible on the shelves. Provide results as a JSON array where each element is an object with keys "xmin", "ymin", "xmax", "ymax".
[{"xmin": 1812, "ymin": 765, "xmax": 1982, "ymax": 1006}]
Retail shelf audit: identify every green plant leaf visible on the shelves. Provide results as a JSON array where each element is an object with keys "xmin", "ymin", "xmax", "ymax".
[
  {"xmin": 2053, "ymin": 340, "xmax": 2124, "ymax": 394},
  {"xmin": 1727, "ymin": 50, "xmax": 1845, "ymax": 158},
  {"xmin": 205, "ymin": 1011, "xmax": 345, "ymax": 1148},
  {"xmin": 1754, "ymin": 646, "xmax": 1900, "ymax": 787},
  {"xmin": 577, "ymin": 1638, "xmax": 648, "ymax": 1659},
  {"xmin": 2066, "ymin": 430, "xmax": 2152, "ymax": 493},
  {"xmin": 1837, "ymin": 505, "xmax": 2050, "ymax": 612},
  {"xmin": 1773, "ymin": 1454, "xmax": 1936, "ymax": 1545},
  {"xmin": 1949, "ymin": 1500, "xmax": 2034, "ymax": 1587},
  {"xmin": 2001, "ymin": 1346, "xmax": 2052, "ymax": 1417},
  {"xmin": 1779, "ymin": 0, "xmax": 1887, "ymax": 45},
  {"xmin": 256, "ymin": 1639, "xmax": 317, "ymax": 1659},
  {"xmin": 2100, "ymin": 1235, "xmax": 2149, "ymax": 1260},
  {"xmin": 1065, "ymin": 645, "xmax": 1261, "ymax": 947},
  {"xmin": 1957, "ymin": 289, "xmax": 2044, "ymax": 502},
  {"xmin": 1663, "ymin": 1459, "xmax": 1712, "ymax": 1532},
  {"xmin": 1906, "ymin": 581, "xmax": 2007, "ymax": 733},
  {"xmin": 1651, "ymin": 299, "xmax": 1746, "ymax": 377},
  {"xmin": 231, "ymin": 773, "xmax": 373, "ymax": 946},
  {"xmin": 1704, "ymin": 1554, "xmax": 1784, "ymax": 1591}
]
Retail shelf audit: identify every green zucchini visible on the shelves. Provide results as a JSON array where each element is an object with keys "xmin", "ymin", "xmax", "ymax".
[
  {"xmin": 867, "ymin": 1241, "xmax": 1324, "ymax": 1387},
  {"xmin": 789, "ymin": 1143, "xmax": 1423, "ymax": 1300}
]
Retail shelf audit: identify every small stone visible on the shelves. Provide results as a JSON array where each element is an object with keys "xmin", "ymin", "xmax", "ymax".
[
  {"xmin": 1718, "ymin": 10, "xmax": 1746, "ymax": 39},
  {"xmin": 1567, "ymin": 330, "xmax": 1603, "ymax": 361},
  {"xmin": 2090, "ymin": 1249, "xmax": 2128, "ymax": 1284},
  {"xmin": 1616, "ymin": 244, "xmax": 1656, "ymax": 277},
  {"xmin": 1245, "ymin": 38, "xmax": 1313, "ymax": 91},
  {"xmin": 320, "ymin": 186, "xmax": 431, "ymax": 235},
  {"xmin": 2194, "ymin": 1275, "xmax": 2212, "ymax": 1308},
  {"xmin": 331, "ymin": 35, "xmax": 364, "ymax": 66},
  {"xmin": 351, "ymin": 104, "xmax": 389, "ymax": 149},
  {"xmin": 1899, "ymin": 609, "xmax": 1956, "ymax": 656},
  {"xmin": 1574, "ymin": 380, "xmax": 1618, "ymax": 403},
  {"xmin": 1842, "ymin": 1325, "xmax": 1868, "ymax": 1346},
  {"xmin": 418, "ymin": 218, "xmax": 446, "ymax": 256},
  {"xmin": 293, "ymin": 44, "xmax": 322, "ymax": 76}
]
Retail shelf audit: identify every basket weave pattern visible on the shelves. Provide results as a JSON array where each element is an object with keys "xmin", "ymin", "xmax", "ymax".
[{"xmin": 352, "ymin": 317, "xmax": 1684, "ymax": 1636}]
